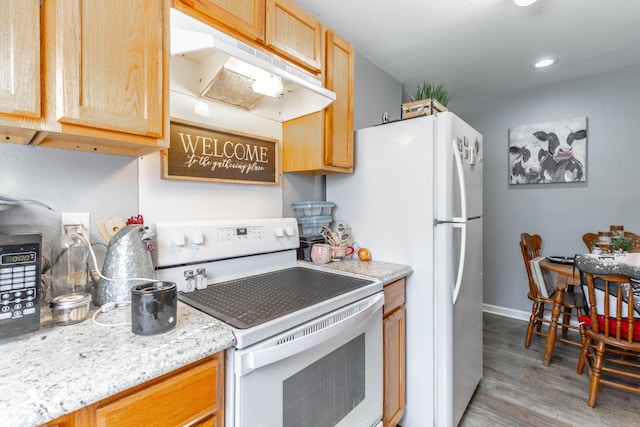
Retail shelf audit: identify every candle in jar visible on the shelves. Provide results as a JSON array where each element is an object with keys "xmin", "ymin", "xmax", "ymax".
[{"xmin": 598, "ymin": 231, "xmax": 613, "ymax": 245}]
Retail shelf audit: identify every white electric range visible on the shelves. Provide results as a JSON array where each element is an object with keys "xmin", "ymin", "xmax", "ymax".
[{"xmin": 152, "ymin": 218, "xmax": 384, "ymax": 427}]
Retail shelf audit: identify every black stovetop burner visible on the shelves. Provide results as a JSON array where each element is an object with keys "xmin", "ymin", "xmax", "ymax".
[{"xmin": 178, "ymin": 267, "xmax": 374, "ymax": 329}]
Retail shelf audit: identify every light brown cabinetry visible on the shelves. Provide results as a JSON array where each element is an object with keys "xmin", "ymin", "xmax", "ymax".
[
  {"xmin": 0, "ymin": 0, "xmax": 169, "ymax": 156},
  {"xmin": 175, "ymin": 0, "xmax": 322, "ymax": 76},
  {"xmin": 265, "ymin": 0, "xmax": 322, "ymax": 75},
  {"xmin": 55, "ymin": 0, "xmax": 165, "ymax": 138},
  {"xmin": 282, "ymin": 29, "xmax": 354, "ymax": 174},
  {"xmin": 0, "ymin": 0, "xmax": 40, "ymax": 120},
  {"xmin": 40, "ymin": 353, "xmax": 224, "ymax": 427},
  {"xmin": 175, "ymin": 0, "xmax": 266, "ymax": 43},
  {"xmin": 383, "ymin": 278, "xmax": 406, "ymax": 427}
]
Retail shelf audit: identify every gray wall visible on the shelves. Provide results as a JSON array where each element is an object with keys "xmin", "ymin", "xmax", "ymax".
[
  {"xmin": 354, "ymin": 53, "xmax": 403, "ymax": 129},
  {"xmin": 0, "ymin": 144, "xmax": 138, "ymax": 254},
  {"xmin": 450, "ymin": 64, "xmax": 640, "ymax": 316}
]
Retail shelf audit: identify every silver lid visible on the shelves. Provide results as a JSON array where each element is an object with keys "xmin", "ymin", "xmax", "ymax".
[{"xmin": 50, "ymin": 293, "xmax": 92, "ymax": 309}]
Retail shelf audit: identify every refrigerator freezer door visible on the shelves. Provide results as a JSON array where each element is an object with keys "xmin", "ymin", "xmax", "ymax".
[
  {"xmin": 435, "ymin": 112, "xmax": 483, "ymax": 221},
  {"xmin": 434, "ymin": 218, "xmax": 483, "ymax": 427},
  {"xmin": 327, "ymin": 116, "xmax": 435, "ymax": 267}
]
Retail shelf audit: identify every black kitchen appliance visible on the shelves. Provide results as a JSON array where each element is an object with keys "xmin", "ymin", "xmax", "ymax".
[
  {"xmin": 0, "ymin": 225, "xmax": 41, "ymax": 339},
  {"xmin": 297, "ymin": 235, "xmax": 325, "ymax": 261}
]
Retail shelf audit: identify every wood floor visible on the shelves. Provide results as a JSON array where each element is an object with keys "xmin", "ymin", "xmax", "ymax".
[{"xmin": 459, "ymin": 313, "xmax": 640, "ymax": 427}]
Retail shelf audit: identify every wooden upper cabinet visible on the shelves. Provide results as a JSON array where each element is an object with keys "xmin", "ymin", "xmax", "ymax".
[
  {"xmin": 0, "ymin": 0, "xmax": 41, "ymax": 118},
  {"xmin": 282, "ymin": 28, "xmax": 354, "ymax": 175},
  {"xmin": 175, "ymin": 0, "xmax": 266, "ymax": 42},
  {"xmin": 265, "ymin": 0, "xmax": 322, "ymax": 74},
  {"xmin": 324, "ymin": 30, "xmax": 354, "ymax": 170},
  {"xmin": 55, "ymin": 0, "xmax": 164, "ymax": 138}
]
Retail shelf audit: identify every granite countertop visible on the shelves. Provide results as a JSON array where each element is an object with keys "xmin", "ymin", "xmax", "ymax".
[
  {"xmin": 299, "ymin": 258, "xmax": 413, "ymax": 285},
  {"xmin": 575, "ymin": 253, "xmax": 640, "ymax": 278},
  {"xmin": 3, "ymin": 258, "xmax": 411, "ymax": 427},
  {"xmin": 1, "ymin": 302, "xmax": 236, "ymax": 427}
]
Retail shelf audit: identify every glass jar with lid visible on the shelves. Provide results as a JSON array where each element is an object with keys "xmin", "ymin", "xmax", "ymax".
[
  {"xmin": 50, "ymin": 224, "xmax": 91, "ymax": 300},
  {"xmin": 610, "ymin": 225, "xmax": 624, "ymax": 239}
]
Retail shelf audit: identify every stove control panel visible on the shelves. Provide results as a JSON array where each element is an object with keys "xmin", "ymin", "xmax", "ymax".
[
  {"xmin": 153, "ymin": 218, "xmax": 299, "ymax": 268},
  {"xmin": 218, "ymin": 226, "xmax": 263, "ymax": 242}
]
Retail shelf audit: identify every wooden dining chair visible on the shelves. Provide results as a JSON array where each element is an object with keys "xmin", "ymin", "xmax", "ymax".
[
  {"xmin": 624, "ymin": 231, "xmax": 640, "ymax": 252},
  {"xmin": 520, "ymin": 233, "xmax": 583, "ymax": 348},
  {"xmin": 583, "ymin": 231, "xmax": 640, "ymax": 253},
  {"xmin": 582, "ymin": 232, "xmax": 597, "ymax": 252},
  {"xmin": 577, "ymin": 272, "xmax": 640, "ymax": 407}
]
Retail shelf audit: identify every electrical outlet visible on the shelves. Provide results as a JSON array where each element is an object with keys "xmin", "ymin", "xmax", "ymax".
[{"xmin": 61, "ymin": 212, "xmax": 91, "ymax": 240}]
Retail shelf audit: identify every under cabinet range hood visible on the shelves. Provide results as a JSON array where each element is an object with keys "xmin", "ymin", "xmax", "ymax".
[{"xmin": 170, "ymin": 9, "xmax": 335, "ymax": 122}]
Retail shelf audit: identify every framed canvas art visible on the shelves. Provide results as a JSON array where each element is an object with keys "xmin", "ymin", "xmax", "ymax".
[{"xmin": 508, "ymin": 117, "xmax": 588, "ymax": 185}]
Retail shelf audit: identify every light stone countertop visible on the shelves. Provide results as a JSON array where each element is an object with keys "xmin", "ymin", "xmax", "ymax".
[
  {"xmin": 4, "ymin": 259, "xmax": 411, "ymax": 427},
  {"xmin": 299, "ymin": 258, "xmax": 413, "ymax": 285},
  {"xmin": 1, "ymin": 302, "xmax": 236, "ymax": 427}
]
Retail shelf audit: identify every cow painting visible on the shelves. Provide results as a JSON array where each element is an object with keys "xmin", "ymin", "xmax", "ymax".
[
  {"xmin": 508, "ymin": 117, "xmax": 588, "ymax": 185},
  {"xmin": 533, "ymin": 126, "xmax": 587, "ymax": 183},
  {"xmin": 509, "ymin": 140, "xmax": 547, "ymax": 184}
]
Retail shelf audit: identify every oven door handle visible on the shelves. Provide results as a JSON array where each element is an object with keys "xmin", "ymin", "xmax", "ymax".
[{"xmin": 239, "ymin": 293, "xmax": 384, "ymax": 375}]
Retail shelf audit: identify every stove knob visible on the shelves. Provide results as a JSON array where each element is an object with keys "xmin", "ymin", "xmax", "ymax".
[
  {"xmin": 285, "ymin": 226, "xmax": 296, "ymax": 237},
  {"xmin": 192, "ymin": 230, "xmax": 204, "ymax": 245},
  {"xmin": 274, "ymin": 227, "xmax": 284, "ymax": 237},
  {"xmin": 173, "ymin": 231, "xmax": 186, "ymax": 247}
]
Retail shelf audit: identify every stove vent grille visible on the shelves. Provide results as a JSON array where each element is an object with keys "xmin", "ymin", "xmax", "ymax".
[{"xmin": 201, "ymin": 68, "xmax": 264, "ymax": 110}]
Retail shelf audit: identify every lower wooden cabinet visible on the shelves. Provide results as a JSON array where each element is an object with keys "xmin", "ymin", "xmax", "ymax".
[
  {"xmin": 383, "ymin": 278, "xmax": 406, "ymax": 427},
  {"xmin": 41, "ymin": 352, "xmax": 224, "ymax": 427}
]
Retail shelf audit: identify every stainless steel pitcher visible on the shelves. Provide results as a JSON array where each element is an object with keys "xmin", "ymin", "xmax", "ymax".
[{"xmin": 95, "ymin": 225, "xmax": 155, "ymax": 306}]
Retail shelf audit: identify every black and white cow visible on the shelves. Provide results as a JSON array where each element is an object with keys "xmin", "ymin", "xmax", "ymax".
[
  {"xmin": 509, "ymin": 140, "xmax": 547, "ymax": 184},
  {"xmin": 533, "ymin": 126, "xmax": 587, "ymax": 182}
]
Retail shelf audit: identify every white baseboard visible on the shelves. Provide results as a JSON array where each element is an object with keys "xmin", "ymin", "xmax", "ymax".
[
  {"xmin": 482, "ymin": 304, "xmax": 530, "ymax": 321},
  {"xmin": 483, "ymin": 303, "xmax": 581, "ymax": 327}
]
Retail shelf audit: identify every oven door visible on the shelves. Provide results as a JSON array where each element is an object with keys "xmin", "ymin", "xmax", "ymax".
[{"xmin": 229, "ymin": 292, "xmax": 384, "ymax": 427}]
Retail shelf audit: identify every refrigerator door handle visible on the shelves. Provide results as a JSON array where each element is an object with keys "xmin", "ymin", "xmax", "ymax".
[
  {"xmin": 452, "ymin": 222, "xmax": 467, "ymax": 304},
  {"xmin": 452, "ymin": 138, "xmax": 467, "ymax": 222}
]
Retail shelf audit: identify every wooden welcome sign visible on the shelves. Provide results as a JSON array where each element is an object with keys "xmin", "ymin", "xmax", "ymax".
[{"xmin": 162, "ymin": 119, "xmax": 279, "ymax": 185}]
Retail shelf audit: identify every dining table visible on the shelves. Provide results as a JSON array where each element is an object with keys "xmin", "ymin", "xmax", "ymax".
[
  {"xmin": 539, "ymin": 257, "xmax": 581, "ymax": 366},
  {"xmin": 541, "ymin": 253, "xmax": 640, "ymax": 366},
  {"xmin": 574, "ymin": 252, "xmax": 640, "ymax": 277}
]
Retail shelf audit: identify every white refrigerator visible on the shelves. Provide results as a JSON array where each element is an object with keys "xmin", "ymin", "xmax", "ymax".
[{"xmin": 326, "ymin": 112, "xmax": 483, "ymax": 427}]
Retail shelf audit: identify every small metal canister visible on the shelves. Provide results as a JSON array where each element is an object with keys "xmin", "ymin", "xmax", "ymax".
[{"xmin": 130, "ymin": 282, "xmax": 177, "ymax": 335}]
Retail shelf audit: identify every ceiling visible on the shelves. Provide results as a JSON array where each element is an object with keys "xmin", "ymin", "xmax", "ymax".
[{"xmin": 294, "ymin": 0, "xmax": 640, "ymax": 103}]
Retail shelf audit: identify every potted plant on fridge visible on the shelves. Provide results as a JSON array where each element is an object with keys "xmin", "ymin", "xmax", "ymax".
[{"xmin": 402, "ymin": 81, "xmax": 451, "ymax": 119}]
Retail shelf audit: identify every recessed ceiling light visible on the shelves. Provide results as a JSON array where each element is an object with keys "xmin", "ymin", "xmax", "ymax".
[
  {"xmin": 532, "ymin": 57, "xmax": 558, "ymax": 68},
  {"xmin": 513, "ymin": 0, "xmax": 539, "ymax": 6}
]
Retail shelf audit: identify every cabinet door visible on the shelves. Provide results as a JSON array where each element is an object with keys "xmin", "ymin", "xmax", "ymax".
[
  {"xmin": 95, "ymin": 355, "xmax": 220, "ymax": 427},
  {"xmin": 0, "ymin": 0, "xmax": 40, "ymax": 118},
  {"xmin": 265, "ymin": 0, "xmax": 322, "ymax": 74},
  {"xmin": 39, "ymin": 415, "xmax": 72, "ymax": 427},
  {"xmin": 176, "ymin": 0, "xmax": 265, "ymax": 42},
  {"xmin": 324, "ymin": 30, "xmax": 354, "ymax": 170},
  {"xmin": 56, "ymin": 0, "xmax": 164, "ymax": 138},
  {"xmin": 283, "ymin": 111, "xmax": 324, "ymax": 173},
  {"xmin": 383, "ymin": 307, "xmax": 405, "ymax": 427}
]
